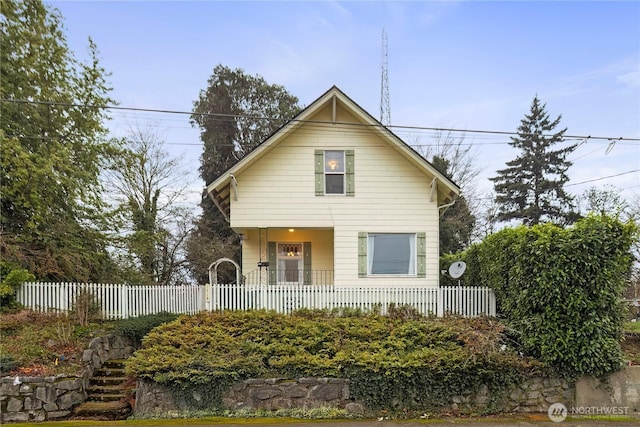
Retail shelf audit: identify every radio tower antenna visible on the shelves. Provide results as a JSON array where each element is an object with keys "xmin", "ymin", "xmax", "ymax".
[{"xmin": 380, "ymin": 26, "xmax": 391, "ymax": 126}]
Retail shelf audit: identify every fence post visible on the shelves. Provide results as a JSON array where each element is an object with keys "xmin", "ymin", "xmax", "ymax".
[
  {"xmin": 205, "ymin": 282, "xmax": 212, "ymax": 311},
  {"xmin": 436, "ymin": 286, "xmax": 444, "ymax": 317},
  {"xmin": 120, "ymin": 285, "xmax": 129, "ymax": 319}
]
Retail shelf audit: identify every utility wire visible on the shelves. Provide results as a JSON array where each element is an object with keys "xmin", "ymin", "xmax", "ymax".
[
  {"xmin": 565, "ymin": 170, "xmax": 640, "ymax": 187},
  {"xmin": 2, "ymin": 98, "xmax": 639, "ymax": 143}
]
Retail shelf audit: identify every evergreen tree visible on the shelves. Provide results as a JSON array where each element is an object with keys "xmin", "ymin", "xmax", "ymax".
[
  {"xmin": 1, "ymin": 0, "xmax": 117, "ymax": 280},
  {"xmin": 186, "ymin": 65, "xmax": 301, "ymax": 284},
  {"xmin": 490, "ymin": 96, "xmax": 578, "ymax": 226}
]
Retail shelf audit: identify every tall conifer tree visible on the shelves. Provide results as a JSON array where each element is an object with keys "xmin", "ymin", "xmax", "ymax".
[
  {"xmin": 186, "ymin": 65, "xmax": 301, "ymax": 284},
  {"xmin": 491, "ymin": 96, "xmax": 578, "ymax": 225}
]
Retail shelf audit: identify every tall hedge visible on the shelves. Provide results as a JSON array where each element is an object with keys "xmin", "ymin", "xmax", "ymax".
[{"xmin": 464, "ymin": 215, "xmax": 637, "ymax": 378}]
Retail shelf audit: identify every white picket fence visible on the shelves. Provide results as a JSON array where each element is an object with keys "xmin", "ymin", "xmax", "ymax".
[
  {"xmin": 16, "ymin": 282, "xmax": 496, "ymax": 319},
  {"xmin": 209, "ymin": 284, "xmax": 496, "ymax": 317},
  {"xmin": 17, "ymin": 282, "xmax": 205, "ymax": 319}
]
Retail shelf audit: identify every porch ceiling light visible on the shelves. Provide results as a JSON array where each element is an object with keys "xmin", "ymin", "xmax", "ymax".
[{"xmin": 288, "ymin": 228, "xmax": 295, "ymax": 232}]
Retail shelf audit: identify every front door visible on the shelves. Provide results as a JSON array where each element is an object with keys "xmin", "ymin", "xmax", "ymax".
[{"xmin": 277, "ymin": 243, "xmax": 303, "ymax": 284}]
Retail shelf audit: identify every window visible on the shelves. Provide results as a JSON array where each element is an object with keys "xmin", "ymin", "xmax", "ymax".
[
  {"xmin": 324, "ymin": 150, "xmax": 344, "ymax": 194},
  {"xmin": 369, "ymin": 233, "xmax": 415, "ymax": 275},
  {"xmin": 315, "ymin": 150, "xmax": 354, "ymax": 196},
  {"xmin": 358, "ymin": 232, "xmax": 426, "ymax": 277}
]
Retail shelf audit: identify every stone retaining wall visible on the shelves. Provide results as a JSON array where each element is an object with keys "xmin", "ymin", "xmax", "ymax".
[
  {"xmin": 0, "ymin": 334, "xmax": 134, "ymax": 423},
  {"xmin": 450, "ymin": 377, "xmax": 574, "ymax": 413},
  {"xmin": 135, "ymin": 377, "xmax": 360, "ymax": 415},
  {"xmin": 225, "ymin": 378, "xmax": 354, "ymax": 411},
  {"xmin": 82, "ymin": 334, "xmax": 135, "ymax": 379},
  {"xmin": 0, "ymin": 376, "xmax": 85, "ymax": 422},
  {"xmin": 135, "ymin": 375, "xmax": 573, "ymax": 416}
]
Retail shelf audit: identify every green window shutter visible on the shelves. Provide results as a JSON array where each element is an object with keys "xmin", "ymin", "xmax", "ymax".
[
  {"xmin": 345, "ymin": 150, "xmax": 355, "ymax": 196},
  {"xmin": 303, "ymin": 242, "xmax": 312, "ymax": 285},
  {"xmin": 315, "ymin": 150, "xmax": 324, "ymax": 196},
  {"xmin": 268, "ymin": 241, "xmax": 277, "ymax": 285},
  {"xmin": 416, "ymin": 232, "xmax": 426, "ymax": 278},
  {"xmin": 358, "ymin": 232, "xmax": 367, "ymax": 278}
]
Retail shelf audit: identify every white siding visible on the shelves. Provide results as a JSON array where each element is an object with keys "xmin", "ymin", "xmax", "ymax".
[{"xmin": 231, "ymin": 102, "xmax": 441, "ymax": 287}]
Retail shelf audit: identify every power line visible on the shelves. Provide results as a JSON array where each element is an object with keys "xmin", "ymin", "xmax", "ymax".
[
  {"xmin": 2, "ymin": 98, "xmax": 639, "ymax": 143},
  {"xmin": 565, "ymin": 169, "xmax": 640, "ymax": 187}
]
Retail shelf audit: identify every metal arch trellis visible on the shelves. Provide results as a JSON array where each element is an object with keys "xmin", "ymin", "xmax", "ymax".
[{"xmin": 208, "ymin": 258, "xmax": 241, "ymax": 286}]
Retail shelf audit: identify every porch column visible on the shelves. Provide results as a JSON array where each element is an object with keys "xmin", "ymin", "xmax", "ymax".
[{"xmin": 259, "ymin": 228, "xmax": 268, "ymax": 286}]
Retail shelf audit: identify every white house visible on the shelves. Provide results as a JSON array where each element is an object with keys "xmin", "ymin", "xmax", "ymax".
[{"xmin": 207, "ymin": 86, "xmax": 460, "ymax": 288}]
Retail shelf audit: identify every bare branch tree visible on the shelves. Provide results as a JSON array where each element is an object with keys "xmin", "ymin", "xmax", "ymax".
[
  {"xmin": 104, "ymin": 124, "xmax": 193, "ymax": 285},
  {"xmin": 410, "ymin": 129, "xmax": 483, "ymax": 247}
]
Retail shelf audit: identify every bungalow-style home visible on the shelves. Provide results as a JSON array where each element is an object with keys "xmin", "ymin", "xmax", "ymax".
[{"xmin": 206, "ymin": 86, "xmax": 460, "ymax": 288}]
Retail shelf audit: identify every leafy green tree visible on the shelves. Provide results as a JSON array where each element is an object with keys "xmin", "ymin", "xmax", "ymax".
[
  {"xmin": 0, "ymin": 261, "xmax": 35, "ymax": 309},
  {"xmin": 431, "ymin": 156, "xmax": 475, "ymax": 255},
  {"xmin": 580, "ymin": 185, "xmax": 629, "ymax": 218},
  {"xmin": 186, "ymin": 65, "xmax": 301, "ymax": 283},
  {"xmin": 106, "ymin": 126, "xmax": 192, "ymax": 285},
  {"xmin": 490, "ymin": 96, "xmax": 578, "ymax": 226},
  {"xmin": 0, "ymin": 0, "xmax": 117, "ymax": 280}
]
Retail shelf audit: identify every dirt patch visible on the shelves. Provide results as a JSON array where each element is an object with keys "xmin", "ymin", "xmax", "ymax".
[
  {"xmin": 623, "ymin": 332, "xmax": 640, "ymax": 365},
  {"xmin": 0, "ymin": 309, "xmax": 97, "ymax": 376}
]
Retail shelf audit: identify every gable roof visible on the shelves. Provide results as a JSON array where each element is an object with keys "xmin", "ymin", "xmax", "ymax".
[{"xmin": 207, "ymin": 86, "xmax": 460, "ymax": 221}]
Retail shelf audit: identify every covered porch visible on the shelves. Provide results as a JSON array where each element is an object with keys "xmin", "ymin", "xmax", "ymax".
[{"xmin": 237, "ymin": 227, "xmax": 336, "ymax": 286}]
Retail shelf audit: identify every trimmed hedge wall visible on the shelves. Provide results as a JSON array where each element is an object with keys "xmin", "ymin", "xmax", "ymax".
[{"xmin": 450, "ymin": 214, "xmax": 637, "ymax": 378}]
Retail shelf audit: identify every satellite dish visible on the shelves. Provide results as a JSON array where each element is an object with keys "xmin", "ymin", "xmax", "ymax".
[{"xmin": 448, "ymin": 261, "xmax": 466, "ymax": 279}]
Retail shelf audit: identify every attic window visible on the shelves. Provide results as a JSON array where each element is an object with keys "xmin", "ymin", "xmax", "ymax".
[
  {"xmin": 324, "ymin": 151, "xmax": 345, "ymax": 194},
  {"xmin": 315, "ymin": 149, "xmax": 354, "ymax": 196}
]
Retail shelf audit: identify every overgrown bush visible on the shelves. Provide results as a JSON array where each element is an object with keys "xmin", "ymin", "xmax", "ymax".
[
  {"xmin": 455, "ymin": 214, "xmax": 637, "ymax": 378},
  {"xmin": 127, "ymin": 309, "xmax": 542, "ymax": 411},
  {"xmin": 0, "ymin": 261, "xmax": 34, "ymax": 310},
  {"xmin": 109, "ymin": 311, "xmax": 179, "ymax": 345},
  {"xmin": 0, "ymin": 354, "xmax": 19, "ymax": 374},
  {"xmin": 71, "ymin": 289, "xmax": 101, "ymax": 326}
]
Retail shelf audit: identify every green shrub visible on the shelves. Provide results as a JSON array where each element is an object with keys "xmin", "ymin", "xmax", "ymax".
[
  {"xmin": 110, "ymin": 311, "xmax": 179, "ymax": 345},
  {"xmin": 0, "ymin": 353, "xmax": 19, "ymax": 374},
  {"xmin": 464, "ymin": 214, "xmax": 637, "ymax": 378},
  {"xmin": 127, "ymin": 310, "xmax": 541, "ymax": 411},
  {"xmin": 0, "ymin": 262, "xmax": 34, "ymax": 309}
]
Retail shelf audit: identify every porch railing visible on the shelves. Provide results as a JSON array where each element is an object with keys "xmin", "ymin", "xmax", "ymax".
[{"xmin": 242, "ymin": 269, "xmax": 334, "ymax": 286}]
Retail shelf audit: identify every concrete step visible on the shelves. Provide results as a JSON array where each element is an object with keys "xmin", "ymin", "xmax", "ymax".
[
  {"xmin": 73, "ymin": 400, "xmax": 131, "ymax": 420},
  {"xmin": 91, "ymin": 376, "xmax": 129, "ymax": 386},
  {"xmin": 75, "ymin": 358, "xmax": 136, "ymax": 420},
  {"xmin": 88, "ymin": 383, "xmax": 135, "ymax": 393},
  {"xmin": 94, "ymin": 367, "xmax": 126, "ymax": 377},
  {"xmin": 86, "ymin": 393, "xmax": 129, "ymax": 402},
  {"xmin": 102, "ymin": 359, "xmax": 127, "ymax": 367}
]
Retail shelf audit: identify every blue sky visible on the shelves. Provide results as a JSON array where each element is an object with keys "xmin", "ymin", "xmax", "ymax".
[{"xmin": 50, "ymin": 0, "xmax": 640, "ymax": 208}]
